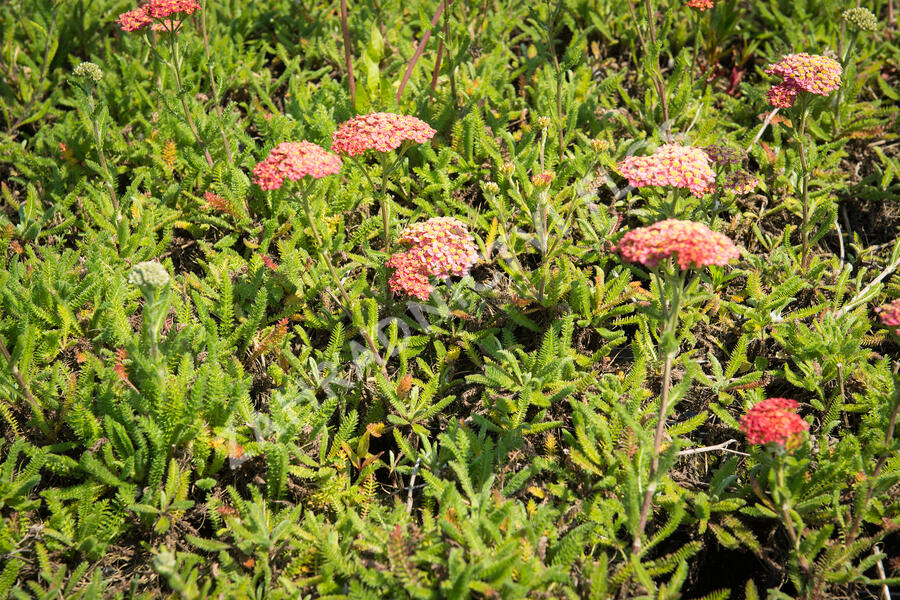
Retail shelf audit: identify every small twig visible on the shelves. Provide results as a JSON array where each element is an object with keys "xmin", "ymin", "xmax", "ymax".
[
  {"xmin": 676, "ymin": 439, "xmax": 748, "ymax": 457},
  {"xmin": 874, "ymin": 545, "xmax": 892, "ymax": 600},
  {"xmin": 405, "ymin": 457, "xmax": 421, "ymax": 514},
  {"xmin": 835, "ymin": 247, "xmax": 900, "ymax": 317},
  {"xmin": 747, "ymin": 108, "xmax": 780, "ymax": 152},
  {"xmin": 397, "ymin": 1, "xmax": 448, "ymax": 104},
  {"xmin": 339, "ymin": 0, "xmax": 356, "ymax": 107},
  {"xmin": 835, "ymin": 218, "xmax": 845, "ymax": 269}
]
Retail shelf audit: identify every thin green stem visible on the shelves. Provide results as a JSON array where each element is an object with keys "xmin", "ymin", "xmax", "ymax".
[
  {"xmin": 298, "ymin": 184, "xmax": 389, "ymax": 377},
  {"xmin": 167, "ymin": 30, "xmax": 214, "ymax": 168},
  {"xmin": 199, "ymin": 0, "xmax": 233, "ymax": 164},
  {"xmin": 796, "ymin": 106, "xmax": 811, "ymax": 270},
  {"xmin": 442, "ymin": 2, "xmax": 457, "ymax": 113},
  {"xmin": 86, "ymin": 94, "xmax": 119, "ymax": 213}
]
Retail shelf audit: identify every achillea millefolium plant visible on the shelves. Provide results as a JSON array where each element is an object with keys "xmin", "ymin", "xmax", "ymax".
[{"xmin": 2, "ymin": 0, "xmax": 900, "ymax": 598}]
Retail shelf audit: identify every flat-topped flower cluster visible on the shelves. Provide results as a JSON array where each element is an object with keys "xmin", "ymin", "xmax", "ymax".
[
  {"xmin": 388, "ymin": 217, "xmax": 478, "ymax": 300},
  {"xmin": 615, "ymin": 219, "xmax": 739, "ymax": 270},
  {"xmin": 331, "ymin": 113, "xmax": 436, "ymax": 156},
  {"xmin": 618, "ymin": 144, "xmax": 716, "ymax": 198},
  {"xmin": 765, "ymin": 53, "xmax": 842, "ymax": 108},
  {"xmin": 252, "ymin": 142, "xmax": 342, "ymax": 190},
  {"xmin": 740, "ymin": 398, "xmax": 809, "ymax": 450},
  {"xmin": 117, "ymin": 0, "xmax": 200, "ymax": 32}
]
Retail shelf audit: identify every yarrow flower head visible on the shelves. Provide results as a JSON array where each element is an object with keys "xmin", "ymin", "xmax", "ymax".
[
  {"xmin": 843, "ymin": 7, "xmax": 878, "ymax": 32},
  {"xmin": 764, "ymin": 53, "xmax": 842, "ymax": 108},
  {"xmin": 875, "ymin": 299, "xmax": 900, "ymax": 337},
  {"xmin": 253, "ymin": 141, "xmax": 343, "ymax": 190},
  {"xmin": 615, "ymin": 219, "xmax": 739, "ymax": 270},
  {"xmin": 330, "ymin": 112, "xmax": 435, "ymax": 157},
  {"xmin": 618, "ymin": 144, "xmax": 716, "ymax": 198},
  {"xmin": 740, "ymin": 398, "xmax": 809, "ymax": 450},
  {"xmin": 686, "ymin": 0, "xmax": 716, "ymax": 10},
  {"xmin": 388, "ymin": 217, "xmax": 478, "ymax": 300},
  {"xmin": 531, "ymin": 171, "xmax": 554, "ymax": 188},
  {"xmin": 116, "ymin": 0, "xmax": 200, "ymax": 32},
  {"xmin": 73, "ymin": 62, "xmax": 103, "ymax": 83}
]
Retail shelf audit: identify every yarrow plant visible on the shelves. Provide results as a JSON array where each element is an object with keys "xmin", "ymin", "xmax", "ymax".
[
  {"xmin": 117, "ymin": 0, "xmax": 214, "ymax": 167},
  {"xmin": 71, "ymin": 62, "xmax": 119, "ymax": 215},
  {"xmin": 616, "ymin": 219, "xmax": 738, "ymax": 554},
  {"xmin": 331, "ymin": 112, "xmax": 436, "ymax": 256},
  {"xmin": 253, "ymin": 141, "xmax": 387, "ymax": 375},
  {"xmin": 765, "ymin": 53, "xmax": 842, "ymax": 270},
  {"xmin": 702, "ymin": 145, "xmax": 758, "ymax": 222},
  {"xmin": 742, "ymin": 397, "xmax": 813, "ymax": 581},
  {"xmin": 387, "ymin": 217, "xmax": 478, "ymax": 301}
]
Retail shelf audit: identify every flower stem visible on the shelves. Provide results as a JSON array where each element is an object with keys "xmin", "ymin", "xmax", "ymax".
[
  {"xmin": 86, "ymin": 94, "xmax": 119, "ymax": 214},
  {"xmin": 199, "ymin": 0, "xmax": 233, "ymax": 164},
  {"xmin": 167, "ymin": 30, "xmax": 214, "ymax": 168},
  {"xmin": 796, "ymin": 106, "xmax": 811, "ymax": 270},
  {"xmin": 299, "ymin": 184, "xmax": 389, "ymax": 378},
  {"xmin": 632, "ymin": 266, "xmax": 685, "ymax": 554}
]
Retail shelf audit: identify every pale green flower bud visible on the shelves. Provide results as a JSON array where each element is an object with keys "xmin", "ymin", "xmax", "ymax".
[
  {"xmin": 843, "ymin": 7, "xmax": 878, "ymax": 32},
  {"xmin": 128, "ymin": 261, "xmax": 170, "ymax": 289}
]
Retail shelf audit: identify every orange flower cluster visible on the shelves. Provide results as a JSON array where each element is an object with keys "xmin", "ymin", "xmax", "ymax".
[
  {"xmin": 875, "ymin": 299, "xmax": 900, "ymax": 336},
  {"xmin": 740, "ymin": 398, "xmax": 809, "ymax": 449},
  {"xmin": 615, "ymin": 219, "xmax": 739, "ymax": 270},
  {"xmin": 686, "ymin": 0, "xmax": 716, "ymax": 10},
  {"xmin": 765, "ymin": 53, "xmax": 842, "ymax": 108},
  {"xmin": 330, "ymin": 112, "xmax": 435, "ymax": 156},
  {"xmin": 252, "ymin": 141, "xmax": 342, "ymax": 190},
  {"xmin": 618, "ymin": 144, "xmax": 715, "ymax": 198},
  {"xmin": 388, "ymin": 217, "xmax": 478, "ymax": 300},
  {"xmin": 117, "ymin": 0, "xmax": 200, "ymax": 32}
]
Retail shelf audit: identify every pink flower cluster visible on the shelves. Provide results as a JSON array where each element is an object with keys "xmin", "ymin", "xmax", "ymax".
[
  {"xmin": 740, "ymin": 398, "xmax": 809, "ymax": 449},
  {"xmin": 117, "ymin": 0, "xmax": 200, "ymax": 32},
  {"xmin": 687, "ymin": 0, "xmax": 716, "ymax": 10},
  {"xmin": 331, "ymin": 113, "xmax": 436, "ymax": 156},
  {"xmin": 618, "ymin": 144, "xmax": 716, "ymax": 198},
  {"xmin": 765, "ymin": 53, "xmax": 842, "ymax": 108},
  {"xmin": 616, "ymin": 219, "xmax": 739, "ymax": 270},
  {"xmin": 388, "ymin": 217, "xmax": 478, "ymax": 300},
  {"xmin": 253, "ymin": 142, "xmax": 343, "ymax": 190},
  {"xmin": 875, "ymin": 299, "xmax": 900, "ymax": 336}
]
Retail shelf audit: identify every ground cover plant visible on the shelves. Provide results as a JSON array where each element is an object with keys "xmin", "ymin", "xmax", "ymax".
[{"xmin": 2, "ymin": 0, "xmax": 900, "ymax": 597}]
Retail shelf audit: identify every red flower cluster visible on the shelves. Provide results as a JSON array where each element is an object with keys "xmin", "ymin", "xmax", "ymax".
[
  {"xmin": 687, "ymin": 0, "xmax": 716, "ymax": 10},
  {"xmin": 117, "ymin": 0, "xmax": 200, "ymax": 32},
  {"xmin": 740, "ymin": 398, "xmax": 809, "ymax": 449},
  {"xmin": 388, "ymin": 217, "xmax": 478, "ymax": 300},
  {"xmin": 616, "ymin": 219, "xmax": 739, "ymax": 270},
  {"xmin": 765, "ymin": 53, "xmax": 842, "ymax": 108},
  {"xmin": 875, "ymin": 299, "xmax": 900, "ymax": 336},
  {"xmin": 618, "ymin": 144, "xmax": 715, "ymax": 198},
  {"xmin": 330, "ymin": 112, "xmax": 436, "ymax": 156},
  {"xmin": 252, "ymin": 141, "xmax": 343, "ymax": 190}
]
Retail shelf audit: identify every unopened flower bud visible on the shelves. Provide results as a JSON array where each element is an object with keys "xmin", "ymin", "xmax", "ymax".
[
  {"xmin": 499, "ymin": 161, "xmax": 515, "ymax": 176},
  {"xmin": 128, "ymin": 261, "xmax": 170, "ymax": 289},
  {"xmin": 481, "ymin": 181, "xmax": 500, "ymax": 195},
  {"xmin": 843, "ymin": 7, "xmax": 878, "ymax": 32},
  {"xmin": 531, "ymin": 172, "xmax": 554, "ymax": 188},
  {"xmin": 536, "ymin": 116, "xmax": 552, "ymax": 130},
  {"xmin": 590, "ymin": 138, "xmax": 612, "ymax": 153}
]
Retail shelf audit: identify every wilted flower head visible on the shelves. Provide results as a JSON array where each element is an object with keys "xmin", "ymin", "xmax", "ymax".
[
  {"xmin": 875, "ymin": 299, "xmax": 900, "ymax": 336},
  {"xmin": 116, "ymin": 0, "xmax": 200, "ymax": 32},
  {"xmin": 388, "ymin": 217, "xmax": 478, "ymax": 300},
  {"xmin": 740, "ymin": 398, "xmax": 809, "ymax": 449},
  {"xmin": 615, "ymin": 219, "xmax": 739, "ymax": 270},
  {"xmin": 128, "ymin": 261, "xmax": 170, "ymax": 289},
  {"xmin": 686, "ymin": 0, "xmax": 716, "ymax": 10},
  {"xmin": 330, "ymin": 112, "xmax": 435, "ymax": 156},
  {"xmin": 253, "ymin": 141, "xmax": 342, "ymax": 190},
  {"xmin": 843, "ymin": 7, "xmax": 878, "ymax": 32},
  {"xmin": 723, "ymin": 170, "xmax": 758, "ymax": 195},
  {"xmin": 73, "ymin": 62, "xmax": 103, "ymax": 83},
  {"xmin": 531, "ymin": 171, "xmax": 554, "ymax": 188},
  {"xmin": 703, "ymin": 145, "xmax": 744, "ymax": 166},
  {"xmin": 765, "ymin": 53, "xmax": 842, "ymax": 108},
  {"xmin": 618, "ymin": 144, "xmax": 716, "ymax": 198}
]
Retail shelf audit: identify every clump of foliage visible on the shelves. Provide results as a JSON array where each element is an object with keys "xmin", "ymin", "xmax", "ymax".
[{"xmin": 2, "ymin": 0, "xmax": 900, "ymax": 598}]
